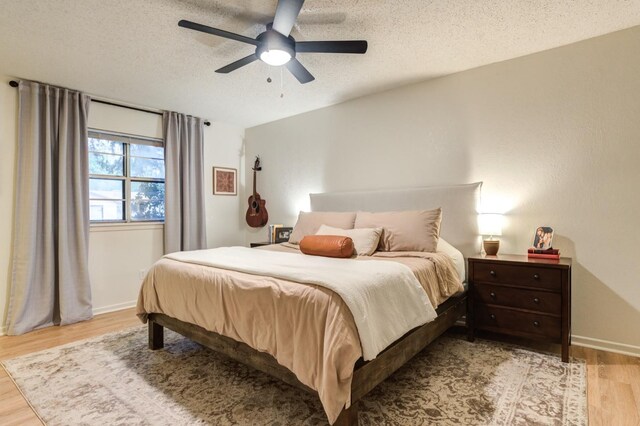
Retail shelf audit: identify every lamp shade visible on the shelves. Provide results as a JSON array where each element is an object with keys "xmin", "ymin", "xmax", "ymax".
[{"xmin": 478, "ymin": 213, "xmax": 503, "ymax": 236}]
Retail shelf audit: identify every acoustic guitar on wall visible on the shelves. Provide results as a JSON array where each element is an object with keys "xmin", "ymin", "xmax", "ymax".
[{"xmin": 246, "ymin": 156, "xmax": 269, "ymax": 228}]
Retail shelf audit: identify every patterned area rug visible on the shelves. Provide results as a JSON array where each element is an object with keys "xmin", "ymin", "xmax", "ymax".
[{"xmin": 2, "ymin": 326, "xmax": 586, "ymax": 425}]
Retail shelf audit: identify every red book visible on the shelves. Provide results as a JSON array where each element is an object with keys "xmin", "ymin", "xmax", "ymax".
[
  {"xmin": 528, "ymin": 253, "xmax": 560, "ymax": 260},
  {"xmin": 528, "ymin": 248, "xmax": 560, "ymax": 255}
]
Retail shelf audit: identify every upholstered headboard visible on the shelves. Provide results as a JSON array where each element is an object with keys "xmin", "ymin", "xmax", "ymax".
[{"xmin": 309, "ymin": 182, "xmax": 482, "ymax": 259}]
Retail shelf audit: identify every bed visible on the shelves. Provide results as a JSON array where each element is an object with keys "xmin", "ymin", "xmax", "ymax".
[{"xmin": 137, "ymin": 182, "xmax": 482, "ymax": 425}]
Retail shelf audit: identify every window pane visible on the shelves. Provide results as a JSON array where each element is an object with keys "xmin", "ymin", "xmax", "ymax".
[
  {"xmin": 130, "ymin": 143, "xmax": 163, "ymax": 159},
  {"xmin": 89, "ymin": 152, "xmax": 124, "ymax": 176},
  {"xmin": 130, "ymin": 157, "xmax": 164, "ymax": 179},
  {"xmin": 90, "ymin": 200, "xmax": 124, "ymax": 221},
  {"xmin": 89, "ymin": 178, "xmax": 124, "ymax": 200},
  {"xmin": 88, "ymin": 138, "xmax": 123, "ymax": 155},
  {"xmin": 131, "ymin": 181, "xmax": 165, "ymax": 221}
]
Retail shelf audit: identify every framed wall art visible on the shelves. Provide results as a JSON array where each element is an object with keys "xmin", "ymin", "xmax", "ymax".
[{"xmin": 213, "ymin": 167, "xmax": 237, "ymax": 195}]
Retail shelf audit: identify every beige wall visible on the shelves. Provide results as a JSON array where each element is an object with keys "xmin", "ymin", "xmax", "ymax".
[
  {"xmin": 0, "ymin": 76, "xmax": 245, "ymax": 332},
  {"xmin": 88, "ymin": 224, "xmax": 165, "ymax": 315},
  {"xmin": 246, "ymin": 27, "xmax": 640, "ymax": 355},
  {"xmin": 203, "ymin": 121, "xmax": 246, "ymax": 248}
]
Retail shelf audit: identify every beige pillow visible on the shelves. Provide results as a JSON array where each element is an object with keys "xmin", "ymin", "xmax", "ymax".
[
  {"xmin": 354, "ymin": 208, "xmax": 442, "ymax": 252},
  {"xmin": 289, "ymin": 211, "xmax": 357, "ymax": 244},
  {"xmin": 316, "ymin": 224, "xmax": 382, "ymax": 256}
]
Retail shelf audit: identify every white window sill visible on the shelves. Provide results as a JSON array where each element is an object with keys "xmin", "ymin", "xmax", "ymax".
[{"xmin": 90, "ymin": 222, "xmax": 164, "ymax": 232}]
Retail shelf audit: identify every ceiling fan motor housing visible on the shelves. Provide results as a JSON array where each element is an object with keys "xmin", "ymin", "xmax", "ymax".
[{"xmin": 256, "ymin": 30, "xmax": 296, "ymax": 61}]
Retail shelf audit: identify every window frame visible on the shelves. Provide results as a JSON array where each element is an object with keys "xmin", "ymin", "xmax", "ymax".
[{"xmin": 88, "ymin": 130, "xmax": 165, "ymax": 224}]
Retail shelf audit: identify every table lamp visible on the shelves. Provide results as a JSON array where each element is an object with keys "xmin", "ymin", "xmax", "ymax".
[{"xmin": 479, "ymin": 213, "xmax": 503, "ymax": 255}]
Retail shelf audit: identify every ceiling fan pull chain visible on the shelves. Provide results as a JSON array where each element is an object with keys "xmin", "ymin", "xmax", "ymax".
[{"xmin": 280, "ymin": 67, "xmax": 284, "ymax": 98}]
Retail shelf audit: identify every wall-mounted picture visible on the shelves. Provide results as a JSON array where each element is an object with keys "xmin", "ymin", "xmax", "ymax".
[
  {"xmin": 532, "ymin": 226, "xmax": 554, "ymax": 250},
  {"xmin": 275, "ymin": 227, "xmax": 293, "ymax": 243},
  {"xmin": 213, "ymin": 167, "xmax": 237, "ymax": 195}
]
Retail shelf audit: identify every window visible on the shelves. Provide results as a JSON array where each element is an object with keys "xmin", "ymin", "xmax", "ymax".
[{"xmin": 89, "ymin": 131, "xmax": 165, "ymax": 223}]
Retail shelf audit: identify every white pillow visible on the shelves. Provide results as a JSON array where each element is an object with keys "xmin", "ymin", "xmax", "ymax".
[
  {"xmin": 288, "ymin": 211, "xmax": 357, "ymax": 244},
  {"xmin": 316, "ymin": 224, "xmax": 382, "ymax": 256},
  {"xmin": 437, "ymin": 238, "xmax": 465, "ymax": 284}
]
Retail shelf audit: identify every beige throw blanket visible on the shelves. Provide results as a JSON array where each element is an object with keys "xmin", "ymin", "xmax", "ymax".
[
  {"xmin": 165, "ymin": 247, "xmax": 436, "ymax": 361},
  {"xmin": 369, "ymin": 251, "xmax": 464, "ymax": 307}
]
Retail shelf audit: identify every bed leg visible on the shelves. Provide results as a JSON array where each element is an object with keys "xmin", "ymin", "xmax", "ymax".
[
  {"xmin": 148, "ymin": 320, "xmax": 164, "ymax": 350},
  {"xmin": 466, "ymin": 297, "xmax": 475, "ymax": 342},
  {"xmin": 334, "ymin": 402, "xmax": 358, "ymax": 426}
]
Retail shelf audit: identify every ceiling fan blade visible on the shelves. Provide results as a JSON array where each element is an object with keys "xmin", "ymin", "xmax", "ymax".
[
  {"xmin": 296, "ymin": 40, "xmax": 368, "ymax": 54},
  {"xmin": 285, "ymin": 58, "xmax": 315, "ymax": 84},
  {"xmin": 178, "ymin": 20, "xmax": 259, "ymax": 46},
  {"xmin": 272, "ymin": 0, "xmax": 305, "ymax": 37},
  {"xmin": 215, "ymin": 54, "xmax": 259, "ymax": 74}
]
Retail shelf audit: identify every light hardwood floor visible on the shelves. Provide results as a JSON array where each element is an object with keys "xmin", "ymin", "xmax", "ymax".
[
  {"xmin": 0, "ymin": 308, "xmax": 140, "ymax": 426},
  {"xmin": 0, "ymin": 309, "xmax": 638, "ymax": 425}
]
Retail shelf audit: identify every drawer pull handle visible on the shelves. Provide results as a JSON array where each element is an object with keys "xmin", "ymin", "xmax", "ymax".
[
  {"xmin": 490, "ymin": 292, "xmax": 496, "ymax": 299},
  {"xmin": 533, "ymin": 273, "xmax": 540, "ymax": 280},
  {"xmin": 490, "ymin": 270, "xmax": 496, "ymax": 276},
  {"xmin": 490, "ymin": 314, "xmax": 496, "ymax": 320},
  {"xmin": 533, "ymin": 297, "xmax": 540, "ymax": 304},
  {"xmin": 533, "ymin": 321, "xmax": 540, "ymax": 327}
]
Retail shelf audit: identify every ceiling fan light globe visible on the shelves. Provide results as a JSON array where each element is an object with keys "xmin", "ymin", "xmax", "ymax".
[{"xmin": 260, "ymin": 49, "xmax": 292, "ymax": 66}]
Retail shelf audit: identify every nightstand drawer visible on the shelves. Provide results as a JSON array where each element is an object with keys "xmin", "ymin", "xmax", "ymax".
[
  {"xmin": 473, "ymin": 283, "xmax": 561, "ymax": 315},
  {"xmin": 475, "ymin": 305, "xmax": 561, "ymax": 339},
  {"xmin": 473, "ymin": 262, "xmax": 561, "ymax": 291}
]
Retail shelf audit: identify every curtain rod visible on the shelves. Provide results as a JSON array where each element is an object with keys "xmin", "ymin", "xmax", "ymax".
[{"xmin": 9, "ymin": 80, "xmax": 211, "ymax": 127}]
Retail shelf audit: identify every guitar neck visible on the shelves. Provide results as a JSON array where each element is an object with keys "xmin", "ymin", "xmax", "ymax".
[{"xmin": 252, "ymin": 169, "xmax": 257, "ymax": 196}]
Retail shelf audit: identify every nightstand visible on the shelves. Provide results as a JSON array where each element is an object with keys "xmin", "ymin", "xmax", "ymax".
[
  {"xmin": 467, "ymin": 254, "xmax": 572, "ymax": 362},
  {"xmin": 250, "ymin": 241, "xmax": 277, "ymax": 248}
]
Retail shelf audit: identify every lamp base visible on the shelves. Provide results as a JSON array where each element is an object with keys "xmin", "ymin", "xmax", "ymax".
[{"xmin": 483, "ymin": 239, "xmax": 500, "ymax": 256}]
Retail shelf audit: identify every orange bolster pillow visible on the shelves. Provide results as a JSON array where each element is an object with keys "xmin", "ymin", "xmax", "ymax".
[{"xmin": 300, "ymin": 235, "xmax": 354, "ymax": 258}]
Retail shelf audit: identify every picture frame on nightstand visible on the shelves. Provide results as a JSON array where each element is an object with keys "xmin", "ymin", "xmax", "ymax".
[
  {"xmin": 274, "ymin": 227, "xmax": 293, "ymax": 243},
  {"xmin": 532, "ymin": 226, "xmax": 554, "ymax": 250}
]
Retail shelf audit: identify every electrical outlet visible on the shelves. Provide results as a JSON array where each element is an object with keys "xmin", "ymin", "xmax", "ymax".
[{"xmin": 138, "ymin": 269, "xmax": 147, "ymax": 280}]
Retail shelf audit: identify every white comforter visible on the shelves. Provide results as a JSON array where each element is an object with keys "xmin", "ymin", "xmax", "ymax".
[{"xmin": 165, "ymin": 246, "xmax": 437, "ymax": 360}]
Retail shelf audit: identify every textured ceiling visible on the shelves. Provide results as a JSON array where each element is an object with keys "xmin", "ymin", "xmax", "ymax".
[{"xmin": 1, "ymin": 0, "xmax": 639, "ymax": 128}]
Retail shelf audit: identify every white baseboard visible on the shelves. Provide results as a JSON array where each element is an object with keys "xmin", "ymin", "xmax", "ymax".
[
  {"xmin": 92, "ymin": 300, "xmax": 137, "ymax": 316},
  {"xmin": 0, "ymin": 325, "xmax": 6, "ymax": 336},
  {"xmin": 572, "ymin": 335, "xmax": 640, "ymax": 358}
]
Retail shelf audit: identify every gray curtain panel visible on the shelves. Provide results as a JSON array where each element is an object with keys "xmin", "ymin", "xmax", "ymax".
[
  {"xmin": 163, "ymin": 111, "xmax": 207, "ymax": 254},
  {"xmin": 7, "ymin": 81, "xmax": 93, "ymax": 335}
]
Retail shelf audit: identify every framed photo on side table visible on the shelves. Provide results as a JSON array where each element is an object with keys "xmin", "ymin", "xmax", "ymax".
[
  {"xmin": 213, "ymin": 167, "xmax": 237, "ymax": 195},
  {"xmin": 275, "ymin": 227, "xmax": 293, "ymax": 243},
  {"xmin": 532, "ymin": 226, "xmax": 554, "ymax": 250}
]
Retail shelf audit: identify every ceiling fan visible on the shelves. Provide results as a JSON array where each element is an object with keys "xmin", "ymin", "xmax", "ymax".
[{"xmin": 178, "ymin": 0, "xmax": 368, "ymax": 84}]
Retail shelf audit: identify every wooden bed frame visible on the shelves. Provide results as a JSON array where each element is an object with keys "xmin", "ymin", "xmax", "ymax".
[
  {"xmin": 147, "ymin": 292, "xmax": 467, "ymax": 425},
  {"xmin": 147, "ymin": 183, "xmax": 481, "ymax": 424}
]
